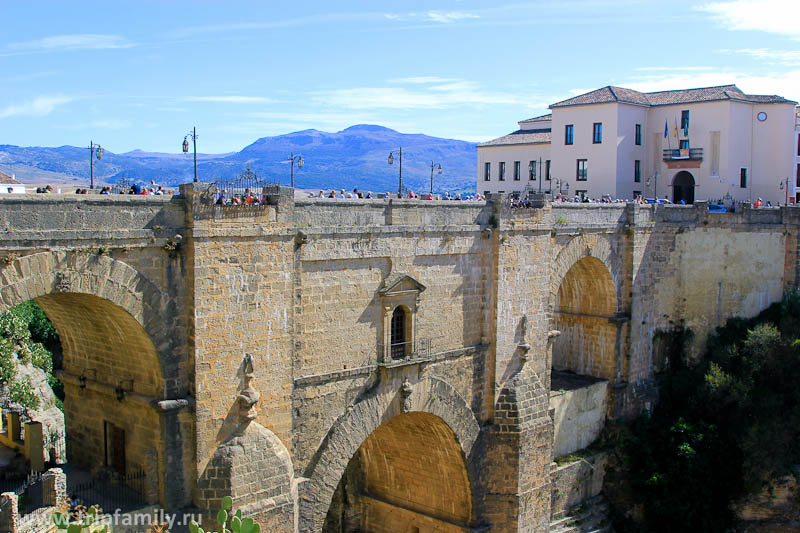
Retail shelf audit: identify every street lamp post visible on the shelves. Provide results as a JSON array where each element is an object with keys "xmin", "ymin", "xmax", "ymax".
[
  {"xmin": 779, "ymin": 176, "xmax": 790, "ymax": 205},
  {"xmin": 647, "ymin": 172, "xmax": 660, "ymax": 200},
  {"xmin": 388, "ymin": 148, "xmax": 402, "ymax": 197},
  {"xmin": 182, "ymin": 127, "xmax": 198, "ymax": 182},
  {"xmin": 88, "ymin": 141, "xmax": 103, "ymax": 190},
  {"xmin": 429, "ymin": 161, "xmax": 442, "ymax": 195},
  {"xmin": 288, "ymin": 153, "xmax": 304, "ymax": 188}
]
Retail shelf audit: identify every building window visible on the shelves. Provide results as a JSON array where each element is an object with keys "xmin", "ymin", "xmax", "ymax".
[
  {"xmin": 528, "ymin": 161, "xmax": 536, "ymax": 181},
  {"xmin": 484, "ymin": 162, "xmax": 491, "ymax": 181},
  {"xmin": 484, "ymin": 190, "xmax": 489, "ymax": 196},
  {"xmin": 576, "ymin": 189, "xmax": 588, "ymax": 201},
  {"xmin": 499, "ymin": 161, "xmax": 506, "ymax": 181},
  {"xmin": 514, "ymin": 161, "xmax": 521, "ymax": 180},
  {"xmin": 796, "ymin": 164, "xmax": 800, "ymax": 188},
  {"xmin": 592, "ymin": 123, "xmax": 602, "ymax": 144},
  {"xmin": 565, "ymin": 124, "xmax": 574, "ymax": 145},
  {"xmin": 390, "ymin": 306, "xmax": 407, "ymax": 359},
  {"xmin": 681, "ymin": 110, "xmax": 690, "ymax": 130},
  {"xmin": 634, "ymin": 160, "xmax": 641, "ymax": 183},
  {"xmin": 797, "ymin": 133, "xmax": 800, "ymax": 156},
  {"xmin": 635, "ymin": 124, "xmax": 642, "ymax": 146},
  {"xmin": 576, "ymin": 159, "xmax": 588, "ymax": 181},
  {"xmin": 545, "ymin": 160, "xmax": 551, "ymax": 180},
  {"xmin": 740, "ymin": 167, "xmax": 747, "ymax": 188},
  {"xmin": 679, "ymin": 139, "xmax": 689, "ymax": 150},
  {"xmin": 633, "ymin": 190, "xmax": 642, "ymax": 199}
]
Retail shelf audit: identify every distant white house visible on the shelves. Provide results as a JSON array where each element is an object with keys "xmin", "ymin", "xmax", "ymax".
[
  {"xmin": 478, "ymin": 84, "xmax": 798, "ymax": 205},
  {"xmin": 0, "ymin": 170, "xmax": 25, "ymax": 194}
]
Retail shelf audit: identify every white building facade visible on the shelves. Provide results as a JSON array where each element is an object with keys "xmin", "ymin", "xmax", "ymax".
[
  {"xmin": 795, "ymin": 107, "xmax": 800, "ymax": 203},
  {"xmin": 478, "ymin": 85, "xmax": 797, "ymax": 205}
]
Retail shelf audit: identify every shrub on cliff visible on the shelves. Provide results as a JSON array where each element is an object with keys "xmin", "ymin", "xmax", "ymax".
[{"xmin": 617, "ymin": 293, "xmax": 800, "ymax": 532}]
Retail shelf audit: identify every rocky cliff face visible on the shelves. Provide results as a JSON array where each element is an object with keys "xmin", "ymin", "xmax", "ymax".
[
  {"xmin": 734, "ymin": 473, "xmax": 800, "ymax": 532},
  {"xmin": 2, "ymin": 357, "xmax": 65, "ymax": 464}
]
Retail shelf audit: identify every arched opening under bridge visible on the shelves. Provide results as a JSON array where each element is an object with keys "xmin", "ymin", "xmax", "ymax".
[{"xmin": 323, "ymin": 411, "xmax": 473, "ymax": 533}]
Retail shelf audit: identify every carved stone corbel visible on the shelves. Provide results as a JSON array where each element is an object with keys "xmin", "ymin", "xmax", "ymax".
[
  {"xmin": 399, "ymin": 379, "xmax": 413, "ymax": 413},
  {"xmin": 54, "ymin": 271, "xmax": 71, "ymax": 293},
  {"xmin": 518, "ymin": 314, "xmax": 531, "ymax": 362},
  {"xmin": 236, "ymin": 353, "xmax": 261, "ymax": 424}
]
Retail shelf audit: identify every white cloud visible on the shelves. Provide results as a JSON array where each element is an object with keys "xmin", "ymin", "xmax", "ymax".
[
  {"xmin": 424, "ymin": 11, "xmax": 480, "ymax": 23},
  {"xmin": 721, "ymin": 47, "xmax": 800, "ymax": 64},
  {"xmin": 6, "ymin": 34, "xmax": 135, "ymax": 53},
  {"xmin": 621, "ymin": 69, "xmax": 800, "ymax": 103},
  {"xmin": 0, "ymin": 95, "xmax": 73, "ymax": 118},
  {"xmin": 315, "ymin": 81, "xmax": 528, "ymax": 110},
  {"xmin": 383, "ymin": 10, "xmax": 479, "ymax": 24},
  {"xmin": 390, "ymin": 76, "xmax": 461, "ymax": 84},
  {"xmin": 185, "ymin": 96, "xmax": 274, "ymax": 104},
  {"xmin": 695, "ymin": 0, "xmax": 800, "ymax": 39},
  {"xmin": 635, "ymin": 66, "xmax": 715, "ymax": 72},
  {"xmin": 90, "ymin": 119, "xmax": 131, "ymax": 130}
]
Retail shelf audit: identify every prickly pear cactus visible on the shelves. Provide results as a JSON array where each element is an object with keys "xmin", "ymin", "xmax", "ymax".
[
  {"xmin": 189, "ymin": 496, "xmax": 262, "ymax": 533},
  {"xmin": 52, "ymin": 506, "xmax": 109, "ymax": 533}
]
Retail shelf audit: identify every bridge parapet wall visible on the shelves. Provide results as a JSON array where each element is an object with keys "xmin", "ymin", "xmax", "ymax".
[
  {"xmin": 0, "ymin": 195, "xmax": 185, "ymax": 246},
  {"xmin": 294, "ymin": 198, "xmax": 490, "ymax": 228}
]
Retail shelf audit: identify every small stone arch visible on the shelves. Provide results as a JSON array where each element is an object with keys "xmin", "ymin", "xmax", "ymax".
[
  {"xmin": 0, "ymin": 250, "xmax": 175, "ymax": 385},
  {"xmin": 549, "ymin": 234, "xmax": 622, "ymax": 316},
  {"xmin": 301, "ymin": 375, "xmax": 481, "ymax": 532}
]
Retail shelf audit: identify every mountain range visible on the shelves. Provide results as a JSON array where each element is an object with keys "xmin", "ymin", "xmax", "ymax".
[{"xmin": 0, "ymin": 125, "xmax": 479, "ymax": 193}]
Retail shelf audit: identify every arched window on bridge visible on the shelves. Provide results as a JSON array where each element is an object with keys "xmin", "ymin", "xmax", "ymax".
[
  {"xmin": 378, "ymin": 274, "xmax": 426, "ymax": 362},
  {"xmin": 391, "ymin": 306, "xmax": 408, "ymax": 359}
]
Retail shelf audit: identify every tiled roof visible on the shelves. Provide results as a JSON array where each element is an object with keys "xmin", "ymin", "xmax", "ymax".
[
  {"xmin": 0, "ymin": 171, "xmax": 19, "ymax": 184},
  {"xmin": 550, "ymin": 84, "xmax": 797, "ymax": 108},
  {"xmin": 478, "ymin": 129, "xmax": 551, "ymax": 147},
  {"xmin": 519, "ymin": 113, "xmax": 552, "ymax": 123}
]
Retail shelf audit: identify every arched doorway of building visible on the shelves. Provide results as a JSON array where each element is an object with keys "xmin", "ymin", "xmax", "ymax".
[
  {"xmin": 322, "ymin": 412, "xmax": 474, "ymax": 532},
  {"xmin": 672, "ymin": 171, "xmax": 695, "ymax": 204}
]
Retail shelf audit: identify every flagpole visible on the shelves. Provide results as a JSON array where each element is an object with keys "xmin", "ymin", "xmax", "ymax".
[{"xmin": 666, "ymin": 119, "xmax": 671, "ymax": 151}]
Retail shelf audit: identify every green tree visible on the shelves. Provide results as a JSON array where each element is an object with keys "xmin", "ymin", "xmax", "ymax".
[{"xmin": 0, "ymin": 301, "xmax": 60, "ymax": 412}]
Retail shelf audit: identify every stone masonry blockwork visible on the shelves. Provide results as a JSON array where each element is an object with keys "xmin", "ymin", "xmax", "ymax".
[{"xmin": 0, "ymin": 191, "xmax": 796, "ymax": 531}]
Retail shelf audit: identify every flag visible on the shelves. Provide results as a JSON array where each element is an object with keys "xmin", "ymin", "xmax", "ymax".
[
  {"xmin": 673, "ymin": 119, "xmax": 678, "ymax": 138},
  {"xmin": 664, "ymin": 119, "xmax": 668, "ymax": 138}
]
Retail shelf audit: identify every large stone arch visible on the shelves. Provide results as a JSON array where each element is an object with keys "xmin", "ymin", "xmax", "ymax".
[
  {"xmin": 549, "ymin": 234, "xmax": 628, "ymax": 429},
  {"xmin": 301, "ymin": 375, "xmax": 481, "ymax": 533},
  {"xmin": 0, "ymin": 251, "xmax": 175, "ymax": 386},
  {"xmin": 0, "ymin": 251, "xmax": 191, "ymax": 508}
]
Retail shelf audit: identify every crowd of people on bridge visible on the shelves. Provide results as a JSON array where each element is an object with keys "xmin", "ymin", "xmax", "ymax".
[{"xmin": 307, "ymin": 189, "xmax": 486, "ymax": 201}]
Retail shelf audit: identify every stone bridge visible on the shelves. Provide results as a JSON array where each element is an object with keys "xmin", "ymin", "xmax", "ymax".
[{"xmin": 0, "ymin": 185, "xmax": 796, "ymax": 532}]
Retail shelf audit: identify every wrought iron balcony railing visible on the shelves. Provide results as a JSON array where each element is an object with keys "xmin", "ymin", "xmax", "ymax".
[{"xmin": 663, "ymin": 148, "xmax": 703, "ymax": 161}]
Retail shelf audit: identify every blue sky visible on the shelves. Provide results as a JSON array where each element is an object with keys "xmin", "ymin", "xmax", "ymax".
[{"xmin": 1, "ymin": 0, "xmax": 799, "ymax": 153}]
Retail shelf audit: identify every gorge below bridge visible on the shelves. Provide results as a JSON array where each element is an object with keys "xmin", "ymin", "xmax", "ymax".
[{"xmin": 0, "ymin": 185, "xmax": 797, "ymax": 532}]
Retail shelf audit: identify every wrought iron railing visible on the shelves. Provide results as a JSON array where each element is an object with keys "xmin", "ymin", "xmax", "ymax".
[
  {"xmin": 68, "ymin": 469, "xmax": 147, "ymax": 514},
  {"xmin": 195, "ymin": 169, "xmax": 281, "ymax": 220},
  {"xmin": 111, "ymin": 178, "xmax": 133, "ymax": 195},
  {"xmin": 379, "ymin": 337, "xmax": 434, "ymax": 362},
  {"xmin": 663, "ymin": 148, "xmax": 703, "ymax": 161}
]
